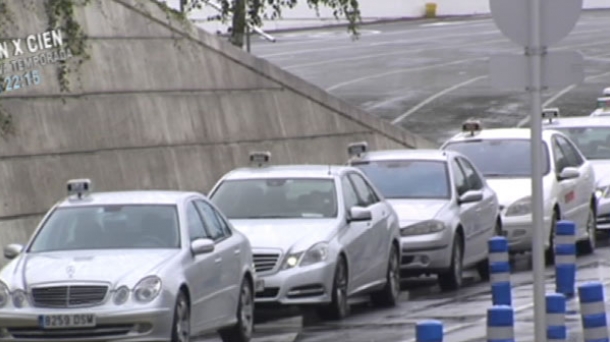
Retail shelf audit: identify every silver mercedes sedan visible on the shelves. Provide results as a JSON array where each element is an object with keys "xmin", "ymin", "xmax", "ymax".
[
  {"xmin": 208, "ymin": 153, "xmax": 402, "ymax": 320},
  {"xmin": 0, "ymin": 179, "xmax": 257, "ymax": 342},
  {"xmin": 347, "ymin": 143, "xmax": 501, "ymax": 291}
]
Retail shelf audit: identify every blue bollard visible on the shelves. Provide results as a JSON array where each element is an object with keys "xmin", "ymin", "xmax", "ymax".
[
  {"xmin": 488, "ymin": 236, "xmax": 512, "ymax": 306},
  {"xmin": 578, "ymin": 282, "xmax": 609, "ymax": 342},
  {"xmin": 555, "ymin": 221, "xmax": 577, "ymax": 298},
  {"xmin": 416, "ymin": 320, "xmax": 443, "ymax": 342},
  {"xmin": 547, "ymin": 293, "xmax": 567, "ymax": 341},
  {"xmin": 487, "ymin": 305, "xmax": 514, "ymax": 342}
]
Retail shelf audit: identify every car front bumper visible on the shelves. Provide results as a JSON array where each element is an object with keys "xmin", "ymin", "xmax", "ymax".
[
  {"xmin": 254, "ymin": 261, "xmax": 336, "ymax": 306},
  {"xmin": 399, "ymin": 231, "xmax": 452, "ymax": 276},
  {"xmin": 0, "ymin": 306, "xmax": 173, "ymax": 342},
  {"xmin": 502, "ymin": 214, "xmax": 552, "ymax": 253}
]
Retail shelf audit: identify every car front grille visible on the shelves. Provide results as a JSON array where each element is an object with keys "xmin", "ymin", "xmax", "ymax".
[
  {"xmin": 31, "ymin": 285, "xmax": 109, "ymax": 308},
  {"xmin": 7, "ymin": 324, "xmax": 133, "ymax": 339},
  {"xmin": 253, "ymin": 253, "xmax": 280, "ymax": 273}
]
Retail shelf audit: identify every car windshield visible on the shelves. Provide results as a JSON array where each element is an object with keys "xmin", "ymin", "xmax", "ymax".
[
  {"xmin": 210, "ymin": 178, "xmax": 337, "ymax": 219},
  {"xmin": 552, "ymin": 126, "xmax": 610, "ymax": 160},
  {"xmin": 444, "ymin": 139, "xmax": 550, "ymax": 177},
  {"xmin": 28, "ymin": 205, "xmax": 180, "ymax": 252},
  {"xmin": 352, "ymin": 160, "xmax": 450, "ymax": 199}
]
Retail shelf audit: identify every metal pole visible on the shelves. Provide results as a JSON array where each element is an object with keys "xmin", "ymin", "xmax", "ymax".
[
  {"xmin": 528, "ymin": 0, "xmax": 546, "ymax": 339},
  {"xmin": 246, "ymin": 25, "xmax": 251, "ymax": 52}
]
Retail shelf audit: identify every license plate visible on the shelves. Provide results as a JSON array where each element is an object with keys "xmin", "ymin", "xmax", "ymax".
[
  {"xmin": 39, "ymin": 314, "xmax": 96, "ymax": 329},
  {"xmin": 255, "ymin": 279, "xmax": 265, "ymax": 293}
]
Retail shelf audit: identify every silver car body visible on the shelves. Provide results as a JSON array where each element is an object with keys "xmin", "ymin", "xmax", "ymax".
[
  {"xmin": 442, "ymin": 127, "xmax": 597, "ymax": 254},
  {"xmin": 208, "ymin": 165, "xmax": 401, "ymax": 307},
  {"xmin": 348, "ymin": 149, "xmax": 500, "ymax": 279},
  {"xmin": 0, "ymin": 190, "xmax": 256, "ymax": 342},
  {"xmin": 543, "ymin": 115, "xmax": 610, "ymax": 230}
]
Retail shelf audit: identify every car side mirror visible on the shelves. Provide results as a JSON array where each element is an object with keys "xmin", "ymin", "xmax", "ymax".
[
  {"xmin": 458, "ymin": 190, "xmax": 483, "ymax": 205},
  {"xmin": 558, "ymin": 167, "xmax": 580, "ymax": 181},
  {"xmin": 347, "ymin": 206, "xmax": 372, "ymax": 223},
  {"xmin": 4, "ymin": 243, "xmax": 23, "ymax": 260},
  {"xmin": 190, "ymin": 238, "xmax": 215, "ymax": 255}
]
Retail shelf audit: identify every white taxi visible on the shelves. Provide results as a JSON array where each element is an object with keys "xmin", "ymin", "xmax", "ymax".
[
  {"xmin": 441, "ymin": 118, "xmax": 597, "ymax": 262},
  {"xmin": 590, "ymin": 96, "xmax": 610, "ymax": 117}
]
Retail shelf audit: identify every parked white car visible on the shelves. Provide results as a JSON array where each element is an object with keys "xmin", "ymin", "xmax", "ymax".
[
  {"xmin": 347, "ymin": 144, "xmax": 500, "ymax": 291},
  {"xmin": 0, "ymin": 179, "xmax": 257, "ymax": 342},
  {"xmin": 208, "ymin": 152, "xmax": 402, "ymax": 320},
  {"xmin": 441, "ymin": 119, "xmax": 597, "ymax": 263}
]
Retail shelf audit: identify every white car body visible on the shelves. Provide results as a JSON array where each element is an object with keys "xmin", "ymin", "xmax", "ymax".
[
  {"xmin": 441, "ymin": 128, "xmax": 597, "ymax": 255},
  {"xmin": 543, "ymin": 115, "xmax": 610, "ymax": 230}
]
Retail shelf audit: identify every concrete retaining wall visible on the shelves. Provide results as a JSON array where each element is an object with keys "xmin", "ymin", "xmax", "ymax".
[
  {"xmin": 0, "ymin": 0, "xmax": 434, "ymax": 247},
  {"xmin": 170, "ymin": 0, "xmax": 610, "ymax": 33}
]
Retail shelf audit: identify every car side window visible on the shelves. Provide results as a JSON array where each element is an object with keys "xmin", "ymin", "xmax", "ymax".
[
  {"xmin": 212, "ymin": 209, "xmax": 233, "ymax": 237},
  {"xmin": 194, "ymin": 200, "xmax": 227, "ymax": 241},
  {"xmin": 348, "ymin": 173, "xmax": 378, "ymax": 206},
  {"xmin": 457, "ymin": 157, "xmax": 484, "ymax": 190},
  {"xmin": 556, "ymin": 135, "xmax": 584, "ymax": 167},
  {"xmin": 450, "ymin": 158, "xmax": 469, "ymax": 196},
  {"xmin": 552, "ymin": 139, "xmax": 569, "ymax": 172},
  {"xmin": 341, "ymin": 177, "xmax": 359, "ymax": 209},
  {"xmin": 186, "ymin": 202, "xmax": 210, "ymax": 241}
]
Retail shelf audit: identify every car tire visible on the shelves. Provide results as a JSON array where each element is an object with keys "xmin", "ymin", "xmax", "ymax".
[
  {"xmin": 317, "ymin": 257, "xmax": 349, "ymax": 320},
  {"xmin": 577, "ymin": 206, "xmax": 596, "ymax": 255},
  {"xmin": 438, "ymin": 235, "xmax": 463, "ymax": 292},
  {"xmin": 545, "ymin": 211, "xmax": 558, "ymax": 266},
  {"xmin": 171, "ymin": 291, "xmax": 190, "ymax": 342},
  {"xmin": 219, "ymin": 278, "xmax": 254, "ymax": 342},
  {"xmin": 370, "ymin": 244, "xmax": 401, "ymax": 307}
]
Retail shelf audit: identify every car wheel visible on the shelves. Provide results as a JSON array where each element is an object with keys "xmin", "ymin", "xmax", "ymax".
[
  {"xmin": 219, "ymin": 278, "xmax": 254, "ymax": 342},
  {"xmin": 545, "ymin": 211, "xmax": 558, "ymax": 265},
  {"xmin": 371, "ymin": 244, "xmax": 401, "ymax": 307},
  {"xmin": 317, "ymin": 257, "xmax": 349, "ymax": 320},
  {"xmin": 171, "ymin": 291, "xmax": 190, "ymax": 342},
  {"xmin": 578, "ymin": 206, "xmax": 596, "ymax": 255},
  {"xmin": 438, "ymin": 235, "xmax": 463, "ymax": 292}
]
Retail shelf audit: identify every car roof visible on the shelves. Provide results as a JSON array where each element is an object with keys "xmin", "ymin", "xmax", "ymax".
[
  {"xmin": 220, "ymin": 165, "xmax": 352, "ymax": 181},
  {"xmin": 351, "ymin": 149, "xmax": 451, "ymax": 162},
  {"xmin": 58, "ymin": 191, "xmax": 199, "ymax": 208},
  {"xmin": 445, "ymin": 127, "xmax": 557, "ymax": 144},
  {"xmin": 543, "ymin": 116, "xmax": 610, "ymax": 128}
]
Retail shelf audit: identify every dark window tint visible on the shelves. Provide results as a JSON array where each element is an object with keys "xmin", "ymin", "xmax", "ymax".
[
  {"xmin": 450, "ymin": 159, "xmax": 468, "ymax": 196},
  {"xmin": 444, "ymin": 139, "xmax": 550, "ymax": 177},
  {"xmin": 28, "ymin": 205, "xmax": 180, "ymax": 252},
  {"xmin": 457, "ymin": 157, "xmax": 484, "ymax": 190},
  {"xmin": 353, "ymin": 160, "xmax": 450, "ymax": 199},
  {"xmin": 348, "ymin": 173, "xmax": 379, "ymax": 206},
  {"xmin": 195, "ymin": 200, "xmax": 226, "ymax": 241},
  {"xmin": 187, "ymin": 202, "xmax": 209, "ymax": 241},
  {"xmin": 210, "ymin": 178, "xmax": 337, "ymax": 219}
]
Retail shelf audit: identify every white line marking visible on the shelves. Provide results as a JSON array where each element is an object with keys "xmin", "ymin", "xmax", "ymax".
[
  {"xmin": 325, "ymin": 58, "xmax": 487, "ymax": 92},
  {"xmin": 391, "ymin": 76, "xmax": 488, "ymax": 124},
  {"xmin": 517, "ymin": 69, "xmax": 610, "ymax": 127}
]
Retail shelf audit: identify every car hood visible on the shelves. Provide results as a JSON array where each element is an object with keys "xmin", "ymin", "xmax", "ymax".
[
  {"xmin": 230, "ymin": 219, "xmax": 337, "ymax": 252},
  {"xmin": 591, "ymin": 160, "xmax": 610, "ymax": 186},
  {"xmin": 3, "ymin": 249, "xmax": 180, "ymax": 288},
  {"xmin": 486, "ymin": 178, "xmax": 535, "ymax": 207},
  {"xmin": 386, "ymin": 199, "xmax": 448, "ymax": 225}
]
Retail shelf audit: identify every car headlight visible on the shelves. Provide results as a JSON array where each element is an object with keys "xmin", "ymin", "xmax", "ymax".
[
  {"xmin": 400, "ymin": 220, "xmax": 446, "ymax": 236},
  {"xmin": 11, "ymin": 289, "xmax": 27, "ymax": 308},
  {"xmin": 134, "ymin": 276, "xmax": 162, "ymax": 303},
  {"xmin": 282, "ymin": 252, "xmax": 304, "ymax": 270},
  {"xmin": 300, "ymin": 242, "xmax": 329, "ymax": 267},
  {"xmin": 505, "ymin": 197, "xmax": 532, "ymax": 217},
  {"xmin": 113, "ymin": 286, "xmax": 130, "ymax": 305},
  {"xmin": 0, "ymin": 282, "xmax": 8, "ymax": 308},
  {"xmin": 596, "ymin": 185, "xmax": 610, "ymax": 199}
]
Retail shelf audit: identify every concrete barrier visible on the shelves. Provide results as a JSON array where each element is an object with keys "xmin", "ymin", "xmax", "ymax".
[{"xmin": 0, "ymin": 0, "xmax": 435, "ymax": 255}]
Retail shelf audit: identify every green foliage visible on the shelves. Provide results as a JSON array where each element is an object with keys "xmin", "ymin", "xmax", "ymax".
[
  {"xmin": 189, "ymin": 0, "xmax": 362, "ymax": 47},
  {"xmin": 0, "ymin": 106, "xmax": 14, "ymax": 138},
  {"xmin": 45, "ymin": 0, "xmax": 92, "ymax": 93}
]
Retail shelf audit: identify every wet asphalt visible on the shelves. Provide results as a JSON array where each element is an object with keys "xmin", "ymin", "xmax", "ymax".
[{"xmin": 200, "ymin": 10, "xmax": 610, "ymax": 341}]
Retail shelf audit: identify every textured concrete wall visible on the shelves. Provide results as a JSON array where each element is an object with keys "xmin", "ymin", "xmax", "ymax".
[{"xmin": 0, "ymin": 0, "xmax": 434, "ymax": 247}]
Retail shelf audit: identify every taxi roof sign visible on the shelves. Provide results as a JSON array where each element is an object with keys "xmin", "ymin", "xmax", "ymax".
[
  {"xmin": 597, "ymin": 97, "xmax": 610, "ymax": 109},
  {"xmin": 249, "ymin": 151, "xmax": 271, "ymax": 167},
  {"xmin": 542, "ymin": 107, "xmax": 560, "ymax": 122},
  {"xmin": 603, "ymin": 87, "xmax": 610, "ymax": 96},
  {"xmin": 347, "ymin": 141, "xmax": 368, "ymax": 158},
  {"xmin": 461, "ymin": 120, "xmax": 482, "ymax": 136},
  {"xmin": 67, "ymin": 179, "xmax": 92, "ymax": 199}
]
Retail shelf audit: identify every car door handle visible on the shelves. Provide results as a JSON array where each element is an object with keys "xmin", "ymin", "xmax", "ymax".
[{"xmin": 215, "ymin": 257, "xmax": 222, "ymax": 263}]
